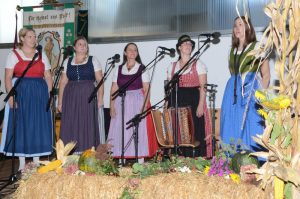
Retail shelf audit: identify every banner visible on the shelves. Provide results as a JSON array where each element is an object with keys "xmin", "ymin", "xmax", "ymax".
[
  {"xmin": 77, "ymin": 10, "xmax": 88, "ymax": 39},
  {"xmin": 23, "ymin": 4, "xmax": 75, "ymax": 74}
]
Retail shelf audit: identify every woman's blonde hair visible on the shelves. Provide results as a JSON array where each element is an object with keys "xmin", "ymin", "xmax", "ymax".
[{"xmin": 18, "ymin": 27, "xmax": 36, "ymax": 48}]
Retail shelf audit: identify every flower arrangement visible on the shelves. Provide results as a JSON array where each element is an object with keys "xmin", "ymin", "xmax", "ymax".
[
  {"xmin": 131, "ymin": 155, "xmax": 211, "ymax": 179},
  {"xmin": 207, "ymin": 156, "xmax": 232, "ymax": 177},
  {"xmin": 203, "ymin": 158, "xmax": 241, "ymax": 184}
]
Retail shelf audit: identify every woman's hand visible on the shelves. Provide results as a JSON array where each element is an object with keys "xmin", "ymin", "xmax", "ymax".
[
  {"xmin": 57, "ymin": 104, "xmax": 62, "ymax": 112},
  {"xmin": 8, "ymin": 97, "xmax": 17, "ymax": 109},
  {"xmin": 110, "ymin": 104, "xmax": 116, "ymax": 118},
  {"xmin": 98, "ymin": 98, "xmax": 104, "ymax": 108},
  {"xmin": 58, "ymin": 73, "xmax": 68, "ymax": 114},
  {"xmin": 110, "ymin": 82, "xmax": 118, "ymax": 118},
  {"xmin": 196, "ymin": 104, "xmax": 204, "ymax": 118}
]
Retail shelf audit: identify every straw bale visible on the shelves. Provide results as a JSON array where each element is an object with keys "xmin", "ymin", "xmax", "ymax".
[
  {"xmin": 14, "ymin": 172, "xmax": 127, "ymax": 199},
  {"xmin": 119, "ymin": 167, "xmax": 133, "ymax": 177},
  {"xmin": 137, "ymin": 172, "xmax": 269, "ymax": 199},
  {"xmin": 14, "ymin": 170, "xmax": 269, "ymax": 199}
]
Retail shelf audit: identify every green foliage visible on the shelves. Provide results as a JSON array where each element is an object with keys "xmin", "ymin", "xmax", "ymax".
[
  {"xmin": 95, "ymin": 157, "xmax": 119, "ymax": 176},
  {"xmin": 132, "ymin": 156, "xmax": 211, "ymax": 179},
  {"xmin": 218, "ymin": 139, "xmax": 249, "ymax": 159},
  {"xmin": 282, "ymin": 133, "xmax": 292, "ymax": 148},
  {"xmin": 271, "ymin": 123, "xmax": 283, "ymax": 144},
  {"xmin": 231, "ymin": 151, "xmax": 259, "ymax": 174},
  {"xmin": 78, "ymin": 152, "xmax": 119, "ymax": 176},
  {"xmin": 119, "ymin": 187, "xmax": 134, "ymax": 199},
  {"xmin": 284, "ymin": 182, "xmax": 293, "ymax": 199},
  {"xmin": 132, "ymin": 162, "xmax": 161, "ymax": 178}
]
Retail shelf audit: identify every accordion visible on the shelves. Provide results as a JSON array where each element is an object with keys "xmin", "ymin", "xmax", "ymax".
[{"xmin": 151, "ymin": 107, "xmax": 195, "ymax": 146}]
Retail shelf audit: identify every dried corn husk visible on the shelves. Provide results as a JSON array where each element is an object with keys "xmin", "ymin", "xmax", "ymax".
[{"xmin": 236, "ymin": 0, "xmax": 300, "ymax": 198}]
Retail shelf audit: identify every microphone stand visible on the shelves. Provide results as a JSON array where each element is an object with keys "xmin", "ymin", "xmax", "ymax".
[
  {"xmin": 125, "ymin": 97, "xmax": 167, "ymax": 162},
  {"xmin": 46, "ymin": 52, "xmax": 65, "ymax": 156},
  {"xmin": 205, "ymin": 84, "xmax": 218, "ymax": 157},
  {"xmin": 0, "ymin": 50, "xmax": 40, "ymax": 192},
  {"xmin": 88, "ymin": 58, "xmax": 117, "ymax": 147},
  {"xmin": 112, "ymin": 51, "xmax": 165, "ymax": 165},
  {"xmin": 88, "ymin": 59, "xmax": 117, "ymax": 103},
  {"xmin": 164, "ymin": 38, "xmax": 211, "ymax": 156}
]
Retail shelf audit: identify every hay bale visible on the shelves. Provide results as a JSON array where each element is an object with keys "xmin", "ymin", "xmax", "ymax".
[
  {"xmin": 14, "ymin": 172, "xmax": 127, "ymax": 199},
  {"xmin": 137, "ymin": 172, "xmax": 269, "ymax": 199},
  {"xmin": 14, "ymin": 170, "xmax": 269, "ymax": 199}
]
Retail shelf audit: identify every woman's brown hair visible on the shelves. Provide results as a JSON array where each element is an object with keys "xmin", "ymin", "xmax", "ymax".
[
  {"xmin": 232, "ymin": 16, "xmax": 256, "ymax": 48},
  {"xmin": 120, "ymin": 42, "xmax": 143, "ymax": 67}
]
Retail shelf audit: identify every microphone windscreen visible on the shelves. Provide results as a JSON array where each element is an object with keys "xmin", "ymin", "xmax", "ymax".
[
  {"xmin": 170, "ymin": 48, "xmax": 176, "ymax": 55},
  {"xmin": 212, "ymin": 32, "xmax": 221, "ymax": 38},
  {"xmin": 170, "ymin": 48, "xmax": 176, "ymax": 57},
  {"xmin": 66, "ymin": 46, "xmax": 74, "ymax": 54},
  {"xmin": 114, "ymin": 54, "xmax": 120, "ymax": 60},
  {"xmin": 36, "ymin": 45, "xmax": 43, "ymax": 51}
]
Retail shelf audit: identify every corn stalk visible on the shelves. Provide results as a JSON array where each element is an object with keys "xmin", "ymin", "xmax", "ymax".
[{"xmin": 236, "ymin": 0, "xmax": 300, "ymax": 198}]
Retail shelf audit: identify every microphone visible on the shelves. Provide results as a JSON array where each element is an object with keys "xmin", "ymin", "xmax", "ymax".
[
  {"xmin": 61, "ymin": 46, "xmax": 74, "ymax": 61},
  {"xmin": 158, "ymin": 46, "xmax": 176, "ymax": 56},
  {"xmin": 108, "ymin": 54, "xmax": 120, "ymax": 60},
  {"xmin": 36, "ymin": 45, "xmax": 43, "ymax": 53},
  {"xmin": 205, "ymin": 84, "xmax": 218, "ymax": 87},
  {"xmin": 108, "ymin": 54, "xmax": 120, "ymax": 64},
  {"xmin": 32, "ymin": 45, "xmax": 42, "ymax": 60},
  {"xmin": 64, "ymin": 46, "xmax": 74, "ymax": 53},
  {"xmin": 199, "ymin": 32, "xmax": 221, "ymax": 38},
  {"xmin": 63, "ymin": 46, "xmax": 74, "ymax": 58}
]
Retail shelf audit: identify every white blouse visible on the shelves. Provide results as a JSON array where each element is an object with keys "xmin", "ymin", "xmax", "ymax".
[
  {"xmin": 62, "ymin": 55, "xmax": 102, "ymax": 73},
  {"xmin": 6, "ymin": 48, "xmax": 51, "ymax": 70}
]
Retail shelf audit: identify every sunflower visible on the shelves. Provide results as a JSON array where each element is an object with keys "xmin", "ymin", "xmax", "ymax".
[
  {"xmin": 257, "ymin": 109, "xmax": 268, "ymax": 119},
  {"xmin": 255, "ymin": 90, "xmax": 267, "ymax": 101},
  {"xmin": 229, "ymin": 173, "xmax": 240, "ymax": 184},
  {"xmin": 204, "ymin": 166, "xmax": 210, "ymax": 175}
]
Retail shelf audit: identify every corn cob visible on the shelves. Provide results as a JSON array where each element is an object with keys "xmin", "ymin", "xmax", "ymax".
[
  {"xmin": 274, "ymin": 176, "xmax": 284, "ymax": 199},
  {"xmin": 38, "ymin": 160, "xmax": 62, "ymax": 174}
]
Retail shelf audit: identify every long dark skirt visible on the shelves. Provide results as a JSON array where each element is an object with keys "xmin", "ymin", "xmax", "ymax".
[
  {"xmin": 60, "ymin": 80, "xmax": 100, "ymax": 153},
  {"xmin": 169, "ymin": 86, "xmax": 206, "ymax": 157},
  {"xmin": 0, "ymin": 78, "xmax": 52, "ymax": 157}
]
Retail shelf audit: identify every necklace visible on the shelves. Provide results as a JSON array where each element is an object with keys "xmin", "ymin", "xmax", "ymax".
[{"xmin": 127, "ymin": 62, "xmax": 135, "ymax": 71}]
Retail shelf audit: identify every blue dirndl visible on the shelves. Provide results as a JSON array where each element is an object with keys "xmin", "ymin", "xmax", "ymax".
[
  {"xmin": 220, "ymin": 72, "xmax": 264, "ymax": 151},
  {"xmin": 0, "ymin": 77, "xmax": 52, "ymax": 157}
]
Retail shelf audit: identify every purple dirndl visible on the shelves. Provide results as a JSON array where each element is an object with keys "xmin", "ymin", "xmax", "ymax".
[
  {"xmin": 60, "ymin": 56, "xmax": 100, "ymax": 153},
  {"xmin": 107, "ymin": 64, "xmax": 149, "ymax": 158}
]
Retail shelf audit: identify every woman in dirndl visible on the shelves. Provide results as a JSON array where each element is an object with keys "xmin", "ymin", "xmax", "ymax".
[
  {"xmin": 220, "ymin": 16, "xmax": 270, "ymax": 151},
  {"xmin": 0, "ymin": 27, "xmax": 53, "ymax": 170},
  {"xmin": 107, "ymin": 43, "xmax": 158, "ymax": 164},
  {"xmin": 167, "ymin": 35, "xmax": 211, "ymax": 157},
  {"xmin": 58, "ymin": 36, "xmax": 105, "ymax": 153}
]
